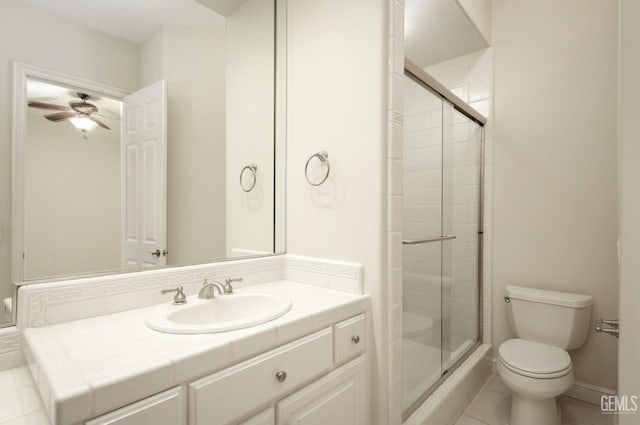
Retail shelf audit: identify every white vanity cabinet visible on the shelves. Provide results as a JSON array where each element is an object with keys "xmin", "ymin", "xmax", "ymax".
[
  {"xmin": 85, "ymin": 386, "xmax": 185, "ymax": 425},
  {"xmin": 237, "ymin": 408, "xmax": 275, "ymax": 425},
  {"xmin": 276, "ymin": 356, "xmax": 368, "ymax": 425},
  {"xmin": 79, "ymin": 314, "xmax": 367, "ymax": 425},
  {"xmin": 189, "ymin": 314, "xmax": 367, "ymax": 425},
  {"xmin": 188, "ymin": 328, "xmax": 334, "ymax": 425}
]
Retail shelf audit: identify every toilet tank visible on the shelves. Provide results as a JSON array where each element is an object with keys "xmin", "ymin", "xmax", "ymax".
[{"xmin": 505, "ymin": 285, "xmax": 593, "ymax": 350}]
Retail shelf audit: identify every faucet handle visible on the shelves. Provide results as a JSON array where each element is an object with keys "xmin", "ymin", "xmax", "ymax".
[
  {"xmin": 161, "ymin": 285, "xmax": 187, "ymax": 305},
  {"xmin": 223, "ymin": 277, "xmax": 242, "ymax": 294}
]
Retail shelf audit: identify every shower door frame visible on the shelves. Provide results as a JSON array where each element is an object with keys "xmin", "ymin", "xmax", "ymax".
[{"xmin": 402, "ymin": 59, "xmax": 487, "ymax": 421}]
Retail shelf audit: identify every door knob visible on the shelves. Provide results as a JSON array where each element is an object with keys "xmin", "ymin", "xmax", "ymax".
[{"xmin": 148, "ymin": 249, "xmax": 161, "ymax": 258}]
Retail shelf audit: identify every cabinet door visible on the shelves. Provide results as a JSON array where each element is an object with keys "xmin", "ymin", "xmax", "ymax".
[
  {"xmin": 276, "ymin": 356, "xmax": 368, "ymax": 425},
  {"xmin": 86, "ymin": 386, "xmax": 184, "ymax": 425},
  {"xmin": 237, "ymin": 407, "xmax": 274, "ymax": 425}
]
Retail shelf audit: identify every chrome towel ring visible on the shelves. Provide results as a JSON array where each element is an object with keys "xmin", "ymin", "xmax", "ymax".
[
  {"xmin": 305, "ymin": 151, "xmax": 330, "ymax": 186},
  {"xmin": 240, "ymin": 163, "xmax": 258, "ymax": 192}
]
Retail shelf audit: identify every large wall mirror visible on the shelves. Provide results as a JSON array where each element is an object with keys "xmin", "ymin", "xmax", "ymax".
[{"xmin": 0, "ymin": 0, "xmax": 286, "ymax": 327}]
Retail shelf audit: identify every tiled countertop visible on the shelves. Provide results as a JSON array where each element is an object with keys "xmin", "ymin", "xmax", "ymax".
[{"xmin": 21, "ymin": 280, "xmax": 370, "ymax": 425}]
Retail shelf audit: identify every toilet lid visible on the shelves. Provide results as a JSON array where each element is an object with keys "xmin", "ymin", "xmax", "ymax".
[
  {"xmin": 499, "ymin": 339, "xmax": 571, "ymax": 378},
  {"xmin": 403, "ymin": 311, "xmax": 434, "ymax": 337}
]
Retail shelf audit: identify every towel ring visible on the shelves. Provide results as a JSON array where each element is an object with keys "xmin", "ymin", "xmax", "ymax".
[
  {"xmin": 305, "ymin": 151, "xmax": 330, "ymax": 186},
  {"xmin": 240, "ymin": 163, "xmax": 258, "ymax": 192}
]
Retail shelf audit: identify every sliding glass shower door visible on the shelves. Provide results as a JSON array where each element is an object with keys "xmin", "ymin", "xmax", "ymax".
[{"xmin": 402, "ymin": 71, "xmax": 483, "ymax": 417}]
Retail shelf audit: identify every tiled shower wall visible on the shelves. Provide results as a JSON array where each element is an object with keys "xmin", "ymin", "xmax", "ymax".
[
  {"xmin": 402, "ymin": 78, "xmax": 483, "ymax": 353},
  {"xmin": 386, "ymin": 0, "xmax": 405, "ymax": 424},
  {"xmin": 387, "ymin": 5, "xmax": 495, "ymax": 425},
  {"xmin": 426, "ymin": 48, "xmax": 494, "ymax": 346},
  {"xmin": 402, "ymin": 81, "xmax": 443, "ymax": 346}
]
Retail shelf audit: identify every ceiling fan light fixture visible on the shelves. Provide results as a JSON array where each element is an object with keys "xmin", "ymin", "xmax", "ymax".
[{"xmin": 70, "ymin": 116, "xmax": 98, "ymax": 131}]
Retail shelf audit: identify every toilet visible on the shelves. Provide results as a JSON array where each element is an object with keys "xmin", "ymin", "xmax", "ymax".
[
  {"xmin": 402, "ymin": 311, "xmax": 434, "ymax": 341},
  {"xmin": 497, "ymin": 285, "xmax": 593, "ymax": 425}
]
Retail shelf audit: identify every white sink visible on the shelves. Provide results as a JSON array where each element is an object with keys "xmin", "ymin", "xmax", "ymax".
[{"xmin": 145, "ymin": 293, "xmax": 292, "ymax": 334}]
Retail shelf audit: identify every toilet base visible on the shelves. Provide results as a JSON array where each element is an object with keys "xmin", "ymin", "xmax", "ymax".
[{"xmin": 509, "ymin": 394, "xmax": 560, "ymax": 425}]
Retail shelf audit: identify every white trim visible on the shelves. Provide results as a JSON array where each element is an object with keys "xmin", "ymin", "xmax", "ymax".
[
  {"xmin": 11, "ymin": 62, "xmax": 129, "ymax": 285},
  {"xmin": 565, "ymin": 380, "xmax": 617, "ymax": 406}
]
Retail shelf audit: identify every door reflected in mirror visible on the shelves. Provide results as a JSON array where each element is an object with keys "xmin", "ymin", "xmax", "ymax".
[{"xmin": 0, "ymin": 0, "xmax": 284, "ymax": 324}]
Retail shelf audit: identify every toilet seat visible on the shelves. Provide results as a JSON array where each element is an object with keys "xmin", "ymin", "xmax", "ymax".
[{"xmin": 499, "ymin": 339, "xmax": 572, "ymax": 379}]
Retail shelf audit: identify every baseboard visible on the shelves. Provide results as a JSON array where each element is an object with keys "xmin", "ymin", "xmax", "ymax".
[{"xmin": 565, "ymin": 380, "xmax": 616, "ymax": 406}]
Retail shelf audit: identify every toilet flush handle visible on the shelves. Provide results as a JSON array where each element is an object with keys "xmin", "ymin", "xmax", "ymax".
[
  {"xmin": 504, "ymin": 296, "xmax": 511, "ymax": 303},
  {"xmin": 595, "ymin": 318, "xmax": 619, "ymax": 338}
]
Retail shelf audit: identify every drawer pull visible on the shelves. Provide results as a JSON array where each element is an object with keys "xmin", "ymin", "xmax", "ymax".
[
  {"xmin": 351, "ymin": 335, "xmax": 360, "ymax": 344},
  {"xmin": 275, "ymin": 371, "xmax": 287, "ymax": 383}
]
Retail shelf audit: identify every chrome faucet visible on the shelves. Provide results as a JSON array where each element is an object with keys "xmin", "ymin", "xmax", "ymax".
[
  {"xmin": 223, "ymin": 277, "xmax": 243, "ymax": 294},
  {"xmin": 161, "ymin": 285, "xmax": 187, "ymax": 305},
  {"xmin": 198, "ymin": 279, "xmax": 226, "ymax": 299}
]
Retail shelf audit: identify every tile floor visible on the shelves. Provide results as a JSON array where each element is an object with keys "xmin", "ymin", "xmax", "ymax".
[
  {"xmin": 0, "ymin": 367, "xmax": 48, "ymax": 425},
  {"xmin": 455, "ymin": 375, "xmax": 614, "ymax": 425}
]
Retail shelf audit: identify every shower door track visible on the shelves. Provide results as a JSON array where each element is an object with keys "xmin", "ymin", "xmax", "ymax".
[{"xmin": 401, "ymin": 59, "xmax": 486, "ymax": 422}]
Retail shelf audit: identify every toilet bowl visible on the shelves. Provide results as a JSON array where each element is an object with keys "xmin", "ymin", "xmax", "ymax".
[
  {"xmin": 402, "ymin": 311, "xmax": 433, "ymax": 339},
  {"xmin": 497, "ymin": 285, "xmax": 592, "ymax": 425},
  {"xmin": 498, "ymin": 339, "xmax": 574, "ymax": 425}
]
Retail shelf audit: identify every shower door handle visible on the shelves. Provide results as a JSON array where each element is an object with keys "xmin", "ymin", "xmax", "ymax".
[{"xmin": 402, "ymin": 235, "xmax": 457, "ymax": 245}]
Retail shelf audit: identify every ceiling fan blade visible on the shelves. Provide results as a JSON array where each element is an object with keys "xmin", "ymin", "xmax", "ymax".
[
  {"xmin": 44, "ymin": 111, "xmax": 77, "ymax": 122},
  {"xmin": 89, "ymin": 115, "xmax": 111, "ymax": 130},
  {"xmin": 29, "ymin": 101, "xmax": 70, "ymax": 111}
]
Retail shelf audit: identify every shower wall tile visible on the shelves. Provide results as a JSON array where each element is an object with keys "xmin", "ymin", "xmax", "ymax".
[
  {"xmin": 388, "ymin": 267, "xmax": 403, "ymax": 306},
  {"xmin": 389, "ymin": 122, "xmax": 403, "ymax": 159},
  {"xmin": 388, "ymin": 159, "xmax": 403, "ymax": 196},
  {"xmin": 389, "ymin": 195, "xmax": 403, "ymax": 232},
  {"xmin": 426, "ymin": 48, "xmax": 494, "ymax": 348},
  {"xmin": 386, "ymin": 0, "xmax": 405, "ymax": 422}
]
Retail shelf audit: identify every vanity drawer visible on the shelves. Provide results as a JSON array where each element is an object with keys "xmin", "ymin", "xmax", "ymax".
[
  {"xmin": 86, "ymin": 386, "xmax": 184, "ymax": 425},
  {"xmin": 188, "ymin": 328, "xmax": 333, "ymax": 425},
  {"xmin": 334, "ymin": 314, "xmax": 365, "ymax": 364}
]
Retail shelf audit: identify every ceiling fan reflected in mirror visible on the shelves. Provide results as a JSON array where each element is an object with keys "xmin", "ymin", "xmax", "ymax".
[{"xmin": 28, "ymin": 92, "xmax": 112, "ymax": 138}]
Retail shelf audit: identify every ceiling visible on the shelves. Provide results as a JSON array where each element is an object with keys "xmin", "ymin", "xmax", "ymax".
[
  {"xmin": 20, "ymin": 0, "xmax": 228, "ymax": 44},
  {"xmin": 405, "ymin": 0, "xmax": 489, "ymax": 68},
  {"xmin": 27, "ymin": 79, "xmax": 122, "ymax": 121}
]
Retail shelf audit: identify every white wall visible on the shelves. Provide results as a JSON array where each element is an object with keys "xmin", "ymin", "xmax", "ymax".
[
  {"xmin": 456, "ymin": 0, "xmax": 491, "ymax": 44},
  {"xmin": 0, "ymin": 0, "xmax": 140, "ymax": 300},
  {"xmin": 24, "ymin": 108, "xmax": 121, "ymax": 279},
  {"xmin": 141, "ymin": 25, "xmax": 228, "ymax": 265},
  {"xmin": 618, "ymin": 0, "xmax": 640, "ymax": 418},
  {"xmin": 225, "ymin": 0, "xmax": 275, "ymax": 257},
  {"xmin": 492, "ymin": 0, "xmax": 619, "ymax": 390},
  {"xmin": 285, "ymin": 0, "xmax": 387, "ymax": 422}
]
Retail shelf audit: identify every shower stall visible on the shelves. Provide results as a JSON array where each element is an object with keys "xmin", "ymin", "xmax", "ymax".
[{"xmin": 401, "ymin": 60, "xmax": 486, "ymax": 419}]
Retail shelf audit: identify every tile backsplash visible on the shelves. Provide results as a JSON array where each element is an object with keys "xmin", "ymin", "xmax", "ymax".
[
  {"xmin": 16, "ymin": 254, "xmax": 363, "ymax": 329},
  {"xmin": 0, "ymin": 327, "xmax": 23, "ymax": 371}
]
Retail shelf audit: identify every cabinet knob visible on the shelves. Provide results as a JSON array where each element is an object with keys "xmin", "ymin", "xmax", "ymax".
[
  {"xmin": 275, "ymin": 371, "xmax": 287, "ymax": 383},
  {"xmin": 351, "ymin": 335, "xmax": 360, "ymax": 344}
]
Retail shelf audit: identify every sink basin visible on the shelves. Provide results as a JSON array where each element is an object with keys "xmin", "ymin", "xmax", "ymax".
[{"xmin": 145, "ymin": 293, "xmax": 292, "ymax": 334}]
